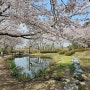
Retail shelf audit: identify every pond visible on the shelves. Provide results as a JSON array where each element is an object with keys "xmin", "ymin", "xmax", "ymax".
[{"xmin": 14, "ymin": 56, "xmax": 51, "ymax": 79}]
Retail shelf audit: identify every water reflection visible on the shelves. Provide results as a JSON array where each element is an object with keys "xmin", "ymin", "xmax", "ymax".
[{"xmin": 14, "ymin": 56, "xmax": 51, "ymax": 79}]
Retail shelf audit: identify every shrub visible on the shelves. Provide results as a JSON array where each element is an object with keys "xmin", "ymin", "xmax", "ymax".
[
  {"xmin": 19, "ymin": 73, "xmax": 30, "ymax": 80},
  {"xmin": 31, "ymin": 49, "xmax": 38, "ymax": 53},
  {"xmin": 58, "ymin": 50, "xmax": 67, "ymax": 54},
  {"xmin": 65, "ymin": 49, "xmax": 87, "ymax": 56},
  {"xmin": 8, "ymin": 60, "xmax": 18, "ymax": 77},
  {"xmin": 7, "ymin": 59, "xmax": 30, "ymax": 80},
  {"xmin": 74, "ymin": 49, "xmax": 86, "ymax": 52},
  {"xmin": 35, "ymin": 69, "xmax": 46, "ymax": 78},
  {"xmin": 65, "ymin": 50, "xmax": 75, "ymax": 56},
  {"xmin": 40, "ymin": 50, "xmax": 57, "ymax": 53},
  {"xmin": 68, "ymin": 45, "xmax": 84, "ymax": 50},
  {"xmin": 55, "ymin": 48, "xmax": 62, "ymax": 53}
]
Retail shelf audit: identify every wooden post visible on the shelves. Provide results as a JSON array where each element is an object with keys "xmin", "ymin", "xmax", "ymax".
[{"xmin": 29, "ymin": 46, "xmax": 30, "ymax": 54}]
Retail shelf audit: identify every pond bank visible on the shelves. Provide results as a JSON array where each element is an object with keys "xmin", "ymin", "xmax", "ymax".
[
  {"xmin": 0, "ymin": 55, "xmax": 19, "ymax": 88},
  {"xmin": 0, "ymin": 54, "xmax": 72, "ymax": 90},
  {"xmin": 0, "ymin": 53, "xmax": 90, "ymax": 90},
  {"xmin": 0, "ymin": 55, "xmax": 64, "ymax": 90}
]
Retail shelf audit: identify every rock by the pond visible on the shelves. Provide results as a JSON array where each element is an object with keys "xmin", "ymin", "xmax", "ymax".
[
  {"xmin": 72, "ymin": 57, "xmax": 83, "ymax": 78},
  {"xmin": 80, "ymin": 82, "xmax": 86, "ymax": 87},
  {"xmin": 73, "ymin": 63, "xmax": 80, "ymax": 69},
  {"xmin": 74, "ymin": 69, "xmax": 83, "ymax": 75},
  {"xmin": 63, "ymin": 78, "xmax": 70, "ymax": 83},
  {"xmin": 73, "ymin": 74, "xmax": 85, "ymax": 81},
  {"xmin": 78, "ymin": 82, "xmax": 87, "ymax": 90},
  {"xmin": 46, "ymin": 68, "xmax": 50, "ymax": 72},
  {"xmin": 44, "ymin": 75, "xmax": 50, "ymax": 80},
  {"xmin": 46, "ymin": 79, "xmax": 56, "ymax": 84},
  {"xmin": 75, "ymin": 74, "xmax": 89, "ymax": 81},
  {"xmin": 51, "ymin": 71, "xmax": 58, "ymax": 78},
  {"xmin": 81, "ymin": 74, "xmax": 89, "ymax": 80},
  {"xmin": 72, "ymin": 57, "xmax": 80, "ymax": 64},
  {"xmin": 74, "ymin": 80, "xmax": 80, "ymax": 85},
  {"xmin": 64, "ymin": 80, "xmax": 79, "ymax": 90},
  {"xmin": 63, "ymin": 57, "xmax": 89, "ymax": 90},
  {"xmin": 54, "ymin": 76, "xmax": 62, "ymax": 81},
  {"xmin": 76, "ymin": 68, "xmax": 83, "ymax": 73}
]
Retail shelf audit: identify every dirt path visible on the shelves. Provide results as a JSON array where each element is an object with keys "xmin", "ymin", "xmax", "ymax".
[
  {"xmin": 0, "ymin": 56, "xmax": 20, "ymax": 89},
  {"xmin": 0, "ymin": 56, "xmax": 63, "ymax": 90}
]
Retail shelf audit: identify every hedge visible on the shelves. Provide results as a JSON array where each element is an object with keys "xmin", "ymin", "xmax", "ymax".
[
  {"xmin": 65, "ymin": 48, "xmax": 88, "ymax": 56},
  {"xmin": 40, "ymin": 50, "xmax": 57, "ymax": 53},
  {"xmin": 58, "ymin": 50, "xmax": 67, "ymax": 54}
]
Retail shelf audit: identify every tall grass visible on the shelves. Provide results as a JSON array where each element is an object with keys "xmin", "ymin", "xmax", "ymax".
[
  {"xmin": 35, "ymin": 68, "xmax": 46, "ymax": 78},
  {"xmin": 68, "ymin": 64, "xmax": 75, "ymax": 73},
  {"xmin": 7, "ymin": 60, "xmax": 18, "ymax": 77},
  {"xmin": 7, "ymin": 58, "xmax": 30, "ymax": 80}
]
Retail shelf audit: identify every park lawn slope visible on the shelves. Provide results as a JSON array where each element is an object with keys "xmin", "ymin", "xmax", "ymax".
[
  {"xmin": 32, "ymin": 50, "xmax": 90, "ymax": 79},
  {"xmin": 31, "ymin": 53, "xmax": 73, "ymax": 79}
]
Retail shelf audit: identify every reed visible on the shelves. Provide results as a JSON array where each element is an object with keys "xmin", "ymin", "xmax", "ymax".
[{"xmin": 7, "ymin": 58, "xmax": 30, "ymax": 80}]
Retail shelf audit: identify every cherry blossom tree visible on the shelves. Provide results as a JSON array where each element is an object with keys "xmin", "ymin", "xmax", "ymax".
[
  {"xmin": 63, "ymin": 23, "xmax": 90, "ymax": 47},
  {"xmin": 0, "ymin": 0, "xmax": 90, "ymax": 48}
]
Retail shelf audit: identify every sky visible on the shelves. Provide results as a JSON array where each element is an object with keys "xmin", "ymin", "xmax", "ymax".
[
  {"xmin": 41, "ymin": 0, "xmax": 90, "ymax": 25},
  {"xmin": 38, "ymin": 0, "xmax": 68, "ymax": 10}
]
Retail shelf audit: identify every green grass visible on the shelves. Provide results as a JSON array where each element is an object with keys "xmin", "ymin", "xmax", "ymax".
[
  {"xmin": 6, "ymin": 49, "xmax": 90, "ymax": 80},
  {"xmin": 31, "ymin": 53, "xmax": 72, "ymax": 66},
  {"xmin": 6, "ymin": 50, "xmax": 90, "ymax": 80},
  {"xmin": 35, "ymin": 68, "xmax": 47, "ymax": 78},
  {"xmin": 7, "ymin": 60, "xmax": 18, "ymax": 77},
  {"xmin": 7, "ymin": 58, "xmax": 30, "ymax": 81},
  {"xmin": 31, "ymin": 53, "xmax": 73, "ymax": 77}
]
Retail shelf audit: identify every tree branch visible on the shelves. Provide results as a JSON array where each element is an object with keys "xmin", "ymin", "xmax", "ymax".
[
  {"xmin": 0, "ymin": 3, "xmax": 10, "ymax": 17},
  {"xmin": 0, "ymin": 31, "xmax": 41, "ymax": 39}
]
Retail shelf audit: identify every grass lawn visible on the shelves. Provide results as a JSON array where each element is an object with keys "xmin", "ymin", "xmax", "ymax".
[
  {"xmin": 32, "ymin": 50, "xmax": 90, "ymax": 78},
  {"xmin": 31, "ymin": 53, "xmax": 73, "ymax": 78},
  {"xmin": 5, "ymin": 50, "xmax": 90, "ymax": 80},
  {"xmin": 31, "ymin": 53, "xmax": 72, "ymax": 65}
]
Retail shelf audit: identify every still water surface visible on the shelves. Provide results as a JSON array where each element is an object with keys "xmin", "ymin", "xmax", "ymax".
[{"xmin": 14, "ymin": 56, "xmax": 51, "ymax": 78}]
